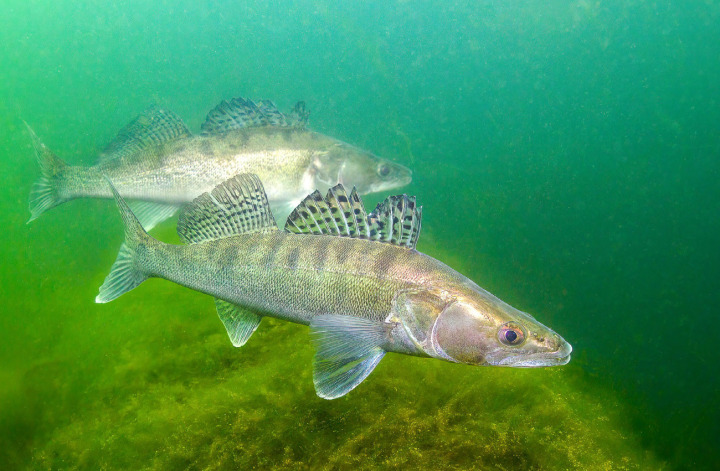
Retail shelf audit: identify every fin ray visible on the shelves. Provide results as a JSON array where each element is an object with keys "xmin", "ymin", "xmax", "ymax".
[
  {"xmin": 215, "ymin": 299, "xmax": 262, "ymax": 347},
  {"xmin": 285, "ymin": 184, "xmax": 422, "ymax": 249},
  {"xmin": 96, "ymin": 180, "xmax": 154, "ymax": 303},
  {"xmin": 127, "ymin": 201, "xmax": 180, "ymax": 231},
  {"xmin": 310, "ymin": 314, "xmax": 388, "ymax": 399},
  {"xmin": 99, "ymin": 106, "xmax": 190, "ymax": 164},
  {"xmin": 201, "ymin": 97, "xmax": 309, "ymax": 135},
  {"xmin": 177, "ymin": 174, "xmax": 277, "ymax": 244},
  {"xmin": 25, "ymin": 123, "xmax": 68, "ymax": 222}
]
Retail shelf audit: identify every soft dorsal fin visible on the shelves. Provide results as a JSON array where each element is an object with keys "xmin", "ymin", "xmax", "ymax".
[
  {"xmin": 200, "ymin": 97, "xmax": 309, "ymax": 135},
  {"xmin": 287, "ymin": 101, "xmax": 310, "ymax": 128},
  {"xmin": 177, "ymin": 174, "xmax": 277, "ymax": 244},
  {"xmin": 99, "ymin": 106, "xmax": 191, "ymax": 164},
  {"xmin": 284, "ymin": 184, "xmax": 422, "ymax": 249},
  {"xmin": 256, "ymin": 99, "xmax": 288, "ymax": 126},
  {"xmin": 368, "ymin": 194, "xmax": 422, "ymax": 249}
]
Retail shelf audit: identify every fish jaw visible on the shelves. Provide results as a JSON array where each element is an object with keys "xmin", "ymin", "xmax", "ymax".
[
  {"xmin": 365, "ymin": 161, "xmax": 412, "ymax": 194},
  {"xmin": 487, "ymin": 336, "xmax": 572, "ymax": 367}
]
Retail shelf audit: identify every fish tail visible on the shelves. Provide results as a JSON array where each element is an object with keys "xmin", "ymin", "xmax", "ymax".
[
  {"xmin": 25, "ymin": 122, "xmax": 68, "ymax": 223},
  {"xmin": 96, "ymin": 179, "xmax": 155, "ymax": 303}
]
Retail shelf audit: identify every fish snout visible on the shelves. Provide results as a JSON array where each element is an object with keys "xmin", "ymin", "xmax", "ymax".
[{"xmin": 490, "ymin": 331, "xmax": 572, "ymax": 368}]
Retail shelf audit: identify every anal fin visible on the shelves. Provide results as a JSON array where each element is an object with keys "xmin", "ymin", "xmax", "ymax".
[
  {"xmin": 215, "ymin": 299, "xmax": 262, "ymax": 347},
  {"xmin": 310, "ymin": 314, "xmax": 388, "ymax": 399},
  {"xmin": 128, "ymin": 201, "xmax": 180, "ymax": 231}
]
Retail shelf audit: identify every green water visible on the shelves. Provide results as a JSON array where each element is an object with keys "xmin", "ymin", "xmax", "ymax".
[{"xmin": 2, "ymin": 1, "xmax": 718, "ymax": 469}]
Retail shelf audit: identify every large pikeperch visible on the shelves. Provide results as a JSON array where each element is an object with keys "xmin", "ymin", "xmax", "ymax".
[
  {"xmin": 27, "ymin": 98, "xmax": 411, "ymax": 228},
  {"xmin": 97, "ymin": 174, "xmax": 571, "ymax": 399}
]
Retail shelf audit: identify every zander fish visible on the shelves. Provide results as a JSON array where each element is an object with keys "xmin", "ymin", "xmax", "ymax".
[
  {"xmin": 97, "ymin": 174, "xmax": 571, "ymax": 399},
  {"xmin": 26, "ymin": 97, "xmax": 411, "ymax": 229}
]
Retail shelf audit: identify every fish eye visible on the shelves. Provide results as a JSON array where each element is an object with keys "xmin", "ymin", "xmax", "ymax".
[
  {"xmin": 377, "ymin": 163, "xmax": 391, "ymax": 177},
  {"xmin": 498, "ymin": 321, "xmax": 526, "ymax": 346}
]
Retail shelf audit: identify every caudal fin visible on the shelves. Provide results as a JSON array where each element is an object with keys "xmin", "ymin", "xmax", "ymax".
[
  {"xmin": 25, "ymin": 122, "xmax": 69, "ymax": 223},
  {"xmin": 96, "ymin": 180, "xmax": 153, "ymax": 303}
]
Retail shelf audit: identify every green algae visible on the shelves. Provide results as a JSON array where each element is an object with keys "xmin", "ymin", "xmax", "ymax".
[
  {"xmin": 22, "ymin": 311, "xmax": 663, "ymax": 470},
  {"xmin": 0, "ymin": 219, "xmax": 662, "ymax": 470}
]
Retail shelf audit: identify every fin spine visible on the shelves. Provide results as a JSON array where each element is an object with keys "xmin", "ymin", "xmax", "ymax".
[
  {"xmin": 98, "ymin": 106, "xmax": 190, "ymax": 164},
  {"xmin": 177, "ymin": 174, "xmax": 277, "ymax": 244}
]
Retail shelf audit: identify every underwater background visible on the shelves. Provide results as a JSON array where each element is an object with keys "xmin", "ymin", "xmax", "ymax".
[{"xmin": 1, "ymin": 0, "xmax": 718, "ymax": 469}]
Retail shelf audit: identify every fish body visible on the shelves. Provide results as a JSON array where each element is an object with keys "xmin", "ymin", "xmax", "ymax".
[
  {"xmin": 27, "ymin": 98, "xmax": 411, "ymax": 228},
  {"xmin": 98, "ymin": 174, "xmax": 571, "ymax": 399}
]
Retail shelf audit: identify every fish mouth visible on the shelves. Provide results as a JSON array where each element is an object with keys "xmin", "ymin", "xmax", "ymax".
[
  {"xmin": 494, "ymin": 341, "xmax": 573, "ymax": 368},
  {"xmin": 369, "ymin": 170, "xmax": 412, "ymax": 193}
]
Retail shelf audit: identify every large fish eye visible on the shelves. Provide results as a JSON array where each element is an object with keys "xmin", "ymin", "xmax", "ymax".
[
  {"xmin": 498, "ymin": 321, "xmax": 526, "ymax": 346},
  {"xmin": 377, "ymin": 163, "xmax": 391, "ymax": 177}
]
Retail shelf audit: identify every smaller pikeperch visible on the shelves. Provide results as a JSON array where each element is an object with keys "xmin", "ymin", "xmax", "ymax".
[
  {"xmin": 97, "ymin": 174, "xmax": 571, "ymax": 399},
  {"xmin": 26, "ymin": 97, "xmax": 411, "ymax": 229}
]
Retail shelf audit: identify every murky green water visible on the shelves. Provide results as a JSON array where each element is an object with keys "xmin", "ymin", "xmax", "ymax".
[{"xmin": 2, "ymin": 1, "xmax": 718, "ymax": 469}]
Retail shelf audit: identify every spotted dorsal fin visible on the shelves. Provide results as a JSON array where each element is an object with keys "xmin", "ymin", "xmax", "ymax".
[
  {"xmin": 98, "ymin": 106, "xmax": 191, "ymax": 164},
  {"xmin": 367, "ymin": 193, "xmax": 422, "ymax": 249},
  {"xmin": 201, "ymin": 97, "xmax": 309, "ymax": 135},
  {"xmin": 284, "ymin": 184, "xmax": 422, "ymax": 249},
  {"xmin": 177, "ymin": 174, "xmax": 277, "ymax": 244}
]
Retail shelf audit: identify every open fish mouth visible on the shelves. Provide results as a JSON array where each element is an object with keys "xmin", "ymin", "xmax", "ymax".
[{"xmin": 494, "ymin": 341, "xmax": 573, "ymax": 368}]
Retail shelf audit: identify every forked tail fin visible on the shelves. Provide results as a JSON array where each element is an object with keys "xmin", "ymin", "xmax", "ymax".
[
  {"xmin": 25, "ymin": 122, "xmax": 68, "ymax": 223},
  {"xmin": 96, "ymin": 179, "xmax": 154, "ymax": 303}
]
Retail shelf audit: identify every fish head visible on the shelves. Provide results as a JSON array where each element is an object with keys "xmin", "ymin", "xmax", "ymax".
[
  {"xmin": 313, "ymin": 142, "xmax": 412, "ymax": 195},
  {"xmin": 432, "ymin": 291, "xmax": 572, "ymax": 368},
  {"xmin": 391, "ymin": 288, "xmax": 571, "ymax": 368}
]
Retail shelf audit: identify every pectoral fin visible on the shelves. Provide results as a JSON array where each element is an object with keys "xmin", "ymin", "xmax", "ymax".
[
  {"xmin": 309, "ymin": 314, "xmax": 389, "ymax": 399},
  {"xmin": 214, "ymin": 299, "xmax": 262, "ymax": 347}
]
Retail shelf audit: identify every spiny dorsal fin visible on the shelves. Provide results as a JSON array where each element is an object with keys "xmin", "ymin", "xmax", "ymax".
[
  {"xmin": 177, "ymin": 174, "xmax": 277, "ymax": 244},
  {"xmin": 201, "ymin": 97, "xmax": 309, "ymax": 135},
  {"xmin": 99, "ymin": 106, "xmax": 191, "ymax": 164},
  {"xmin": 284, "ymin": 184, "xmax": 422, "ymax": 249}
]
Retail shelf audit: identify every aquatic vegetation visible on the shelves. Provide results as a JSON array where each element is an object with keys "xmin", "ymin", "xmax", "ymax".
[
  {"xmin": 0, "ymin": 250, "xmax": 661, "ymax": 471},
  {"xmin": 22, "ymin": 314, "xmax": 662, "ymax": 469}
]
